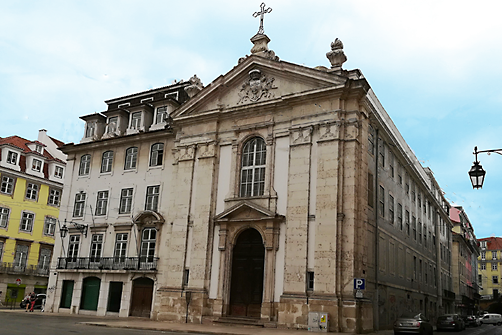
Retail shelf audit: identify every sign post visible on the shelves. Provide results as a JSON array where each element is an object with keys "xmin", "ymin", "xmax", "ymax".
[
  {"xmin": 15, "ymin": 278, "xmax": 21, "ymax": 286},
  {"xmin": 354, "ymin": 278, "xmax": 365, "ymax": 299}
]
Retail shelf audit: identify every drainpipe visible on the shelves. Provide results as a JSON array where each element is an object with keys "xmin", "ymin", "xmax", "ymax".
[{"xmin": 374, "ymin": 128, "xmax": 380, "ymax": 331}]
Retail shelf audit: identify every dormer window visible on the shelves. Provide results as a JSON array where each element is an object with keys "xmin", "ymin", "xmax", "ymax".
[
  {"xmin": 32, "ymin": 159, "xmax": 42, "ymax": 172},
  {"xmin": 35, "ymin": 145, "xmax": 43, "ymax": 153},
  {"xmin": 55, "ymin": 166, "xmax": 64, "ymax": 179},
  {"xmin": 131, "ymin": 112, "xmax": 142, "ymax": 129},
  {"xmin": 155, "ymin": 107, "xmax": 168, "ymax": 124},
  {"xmin": 107, "ymin": 117, "xmax": 118, "ymax": 133},
  {"xmin": 7, "ymin": 151, "xmax": 18, "ymax": 165},
  {"xmin": 85, "ymin": 122, "xmax": 96, "ymax": 138}
]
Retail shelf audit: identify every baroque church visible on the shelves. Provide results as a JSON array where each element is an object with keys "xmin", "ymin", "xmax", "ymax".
[{"xmin": 45, "ymin": 6, "xmax": 454, "ymax": 332}]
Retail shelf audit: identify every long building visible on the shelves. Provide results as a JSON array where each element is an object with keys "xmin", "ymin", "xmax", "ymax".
[
  {"xmin": 44, "ymin": 29, "xmax": 455, "ymax": 332},
  {"xmin": 477, "ymin": 236, "xmax": 502, "ymax": 308},
  {"xmin": 0, "ymin": 130, "xmax": 66, "ymax": 305}
]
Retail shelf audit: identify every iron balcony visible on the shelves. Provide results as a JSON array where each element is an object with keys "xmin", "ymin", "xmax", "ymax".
[{"xmin": 56, "ymin": 256, "xmax": 159, "ymax": 271}]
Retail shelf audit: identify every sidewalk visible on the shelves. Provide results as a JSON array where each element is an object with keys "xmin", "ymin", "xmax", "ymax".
[{"xmin": 0, "ymin": 307, "xmax": 393, "ymax": 335}]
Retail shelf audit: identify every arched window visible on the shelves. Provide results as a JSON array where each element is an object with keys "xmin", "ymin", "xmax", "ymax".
[
  {"xmin": 149, "ymin": 143, "xmax": 164, "ymax": 167},
  {"xmin": 124, "ymin": 147, "xmax": 138, "ymax": 170},
  {"xmin": 101, "ymin": 151, "xmax": 114, "ymax": 173},
  {"xmin": 79, "ymin": 154, "xmax": 91, "ymax": 176},
  {"xmin": 239, "ymin": 137, "xmax": 266, "ymax": 197}
]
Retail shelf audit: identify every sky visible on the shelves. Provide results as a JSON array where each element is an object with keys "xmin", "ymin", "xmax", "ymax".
[{"xmin": 1, "ymin": 0, "xmax": 501, "ymax": 238}]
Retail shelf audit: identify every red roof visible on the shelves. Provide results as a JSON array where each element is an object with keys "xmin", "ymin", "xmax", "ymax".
[
  {"xmin": 450, "ymin": 207, "xmax": 461, "ymax": 223},
  {"xmin": 48, "ymin": 136, "xmax": 64, "ymax": 148},
  {"xmin": 0, "ymin": 135, "xmax": 57, "ymax": 161},
  {"xmin": 478, "ymin": 237, "xmax": 502, "ymax": 250}
]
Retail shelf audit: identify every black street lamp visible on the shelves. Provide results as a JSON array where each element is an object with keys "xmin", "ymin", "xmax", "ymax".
[
  {"xmin": 469, "ymin": 146, "xmax": 502, "ymax": 189},
  {"xmin": 59, "ymin": 223, "xmax": 69, "ymax": 238}
]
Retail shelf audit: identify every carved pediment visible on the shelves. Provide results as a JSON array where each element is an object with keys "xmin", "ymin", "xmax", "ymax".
[
  {"xmin": 215, "ymin": 200, "xmax": 283, "ymax": 223},
  {"xmin": 133, "ymin": 210, "xmax": 165, "ymax": 226},
  {"xmin": 172, "ymin": 56, "xmax": 348, "ymax": 119}
]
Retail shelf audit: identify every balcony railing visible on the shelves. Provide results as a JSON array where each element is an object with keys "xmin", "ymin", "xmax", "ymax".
[
  {"xmin": 0, "ymin": 262, "xmax": 50, "ymax": 276},
  {"xmin": 57, "ymin": 257, "xmax": 159, "ymax": 271}
]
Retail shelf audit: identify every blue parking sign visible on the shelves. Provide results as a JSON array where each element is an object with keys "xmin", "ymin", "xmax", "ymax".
[{"xmin": 354, "ymin": 278, "xmax": 365, "ymax": 290}]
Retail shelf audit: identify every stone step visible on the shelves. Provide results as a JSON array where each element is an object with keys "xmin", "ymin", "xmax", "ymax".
[{"xmin": 213, "ymin": 316, "xmax": 266, "ymax": 327}]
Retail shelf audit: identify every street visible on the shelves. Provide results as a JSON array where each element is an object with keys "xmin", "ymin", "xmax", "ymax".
[
  {"xmin": 0, "ymin": 311, "xmax": 183, "ymax": 335},
  {"xmin": 437, "ymin": 325, "xmax": 502, "ymax": 335}
]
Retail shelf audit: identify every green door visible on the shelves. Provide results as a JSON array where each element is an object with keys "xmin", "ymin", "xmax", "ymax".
[
  {"xmin": 107, "ymin": 281, "xmax": 123, "ymax": 313},
  {"xmin": 80, "ymin": 277, "xmax": 100, "ymax": 311},
  {"xmin": 60, "ymin": 280, "xmax": 74, "ymax": 309}
]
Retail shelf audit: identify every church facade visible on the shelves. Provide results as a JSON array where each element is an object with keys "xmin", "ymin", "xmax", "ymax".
[{"xmin": 44, "ymin": 30, "xmax": 454, "ymax": 332}]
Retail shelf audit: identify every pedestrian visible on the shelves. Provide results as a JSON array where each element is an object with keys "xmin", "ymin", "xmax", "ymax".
[
  {"xmin": 29, "ymin": 291, "xmax": 36, "ymax": 312},
  {"xmin": 24, "ymin": 293, "xmax": 30, "ymax": 312}
]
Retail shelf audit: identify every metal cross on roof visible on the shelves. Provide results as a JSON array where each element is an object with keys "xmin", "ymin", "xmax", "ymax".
[{"xmin": 253, "ymin": 3, "xmax": 272, "ymax": 35}]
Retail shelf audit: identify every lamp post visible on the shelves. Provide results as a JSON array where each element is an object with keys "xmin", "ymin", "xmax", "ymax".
[{"xmin": 469, "ymin": 146, "xmax": 502, "ymax": 189}]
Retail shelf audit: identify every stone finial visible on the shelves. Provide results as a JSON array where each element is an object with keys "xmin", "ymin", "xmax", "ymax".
[
  {"xmin": 326, "ymin": 38, "xmax": 347, "ymax": 70},
  {"xmin": 250, "ymin": 33, "xmax": 279, "ymax": 61},
  {"xmin": 184, "ymin": 74, "xmax": 204, "ymax": 98}
]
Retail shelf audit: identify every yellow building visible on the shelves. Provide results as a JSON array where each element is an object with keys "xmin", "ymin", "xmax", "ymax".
[
  {"xmin": 0, "ymin": 130, "xmax": 66, "ymax": 306},
  {"xmin": 478, "ymin": 237, "xmax": 502, "ymax": 306}
]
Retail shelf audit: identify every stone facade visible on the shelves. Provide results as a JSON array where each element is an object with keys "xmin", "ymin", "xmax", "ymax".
[{"xmin": 44, "ymin": 33, "xmax": 456, "ymax": 332}]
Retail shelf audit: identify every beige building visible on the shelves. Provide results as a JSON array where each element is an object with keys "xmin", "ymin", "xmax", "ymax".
[
  {"xmin": 44, "ymin": 30, "xmax": 454, "ymax": 332},
  {"xmin": 449, "ymin": 206, "xmax": 480, "ymax": 315}
]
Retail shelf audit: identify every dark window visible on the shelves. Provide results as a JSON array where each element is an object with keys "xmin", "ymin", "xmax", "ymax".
[
  {"xmin": 79, "ymin": 154, "xmax": 91, "ymax": 175},
  {"xmin": 124, "ymin": 147, "xmax": 138, "ymax": 170},
  {"xmin": 307, "ymin": 271, "xmax": 314, "ymax": 291},
  {"xmin": 101, "ymin": 151, "xmax": 114, "ymax": 173},
  {"xmin": 149, "ymin": 143, "xmax": 164, "ymax": 166}
]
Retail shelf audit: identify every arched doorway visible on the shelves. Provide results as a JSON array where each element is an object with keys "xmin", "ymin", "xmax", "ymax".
[
  {"xmin": 130, "ymin": 277, "xmax": 154, "ymax": 317},
  {"xmin": 229, "ymin": 228, "xmax": 265, "ymax": 317},
  {"xmin": 80, "ymin": 277, "xmax": 101, "ymax": 311}
]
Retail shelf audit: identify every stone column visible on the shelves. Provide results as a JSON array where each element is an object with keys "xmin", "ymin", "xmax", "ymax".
[{"xmin": 279, "ymin": 126, "xmax": 312, "ymax": 325}]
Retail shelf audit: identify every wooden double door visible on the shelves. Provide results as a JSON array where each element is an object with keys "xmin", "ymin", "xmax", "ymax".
[
  {"xmin": 130, "ymin": 277, "xmax": 154, "ymax": 317},
  {"xmin": 229, "ymin": 228, "xmax": 265, "ymax": 318}
]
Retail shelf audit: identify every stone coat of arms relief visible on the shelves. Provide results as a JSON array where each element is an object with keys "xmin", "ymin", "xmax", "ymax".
[{"xmin": 237, "ymin": 69, "xmax": 277, "ymax": 105}]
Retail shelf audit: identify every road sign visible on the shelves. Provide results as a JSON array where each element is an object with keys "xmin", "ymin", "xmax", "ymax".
[
  {"xmin": 15, "ymin": 278, "xmax": 21, "ymax": 286},
  {"xmin": 355, "ymin": 289, "xmax": 363, "ymax": 299},
  {"xmin": 354, "ymin": 278, "xmax": 365, "ymax": 290}
]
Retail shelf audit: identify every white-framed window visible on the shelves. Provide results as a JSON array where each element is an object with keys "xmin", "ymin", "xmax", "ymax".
[
  {"xmin": 32, "ymin": 159, "xmax": 42, "ymax": 172},
  {"xmin": 14, "ymin": 244, "xmax": 28, "ymax": 268},
  {"xmin": 54, "ymin": 166, "xmax": 64, "ymax": 178},
  {"xmin": 119, "ymin": 188, "xmax": 133, "ymax": 214},
  {"xmin": 95, "ymin": 190, "xmax": 109, "ymax": 216},
  {"xmin": 481, "ymin": 241, "xmax": 487, "ymax": 248},
  {"xmin": 79, "ymin": 154, "xmax": 91, "ymax": 176},
  {"xmin": 107, "ymin": 116, "xmax": 118, "ymax": 133},
  {"xmin": 43, "ymin": 217, "xmax": 56, "ymax": 236},
  {"xmin": 68, "ymin": 235, "xmax": 80, "ymax": 260},
  {"xmin": 149, "ymin": 143, "xmax": 164, "ymax": 166},
  {"xmin": 25, "ymin": 183, "xmax": 39, "ymax": 200},
  {"xmin": 140, "ymin": 228, "xmax": 157, "ymax": 262},
  {"xmin": 0, "ymin": 240, "xmax": 3, "ymax": 262},
  {"xmin": 145, "ymin": 185, "xmax": 160, "ymax": 211},
  {"xmin": 48, "ymin": 189, "xmax": 61, "ymax": 206},
  {"xmin": 493, "ymin": 276, "xmax": 499, "ymax": 284},
  {"xmin": 20, "ymin": 212, "xmax": 34, "ymax": 232},
  {"xmin": 85, "ymin": 122, "xmax": 95, "ymax": 138},
  {"xmin": 493, "ymin": 262, "xmax": 498, "ymax": 271},
  {"xmin": 124, "ymin": 147, "xmax": 138, "ymax": 170},
  {"xmin": 90, "ymin": 234, "xmax": 103, "ymax": 262},
  {"xmin": 101, "ymin": 151, "xmax": 114, "ymax": 173},
  {"xmin": 35, "ymin": 145, "xmax": 43, "ymax": 153},
  {"xmin": 38, "ymin": 248, "xmax": 52, "ymax": 270},
  {"xmin": 114, "ymin": 233, "xmax": 128, "ymax": 260},
  {"xmin": 155, "ymin": 106, "xmax": 168, "ymax": 124},
  {"xmin": 239, "ymin": 137, "xmax": 266, "ymax": 197},
  {"xmin": 1, "ymin": 175, "xmax": 15, "ymax": 195},
  {"xmin": 482, "ymin": 251, "xmax": 486, "ymax": 260},
  {"xmin": 0, "ymin": 207, "xmax": 10, "ymax": 228},
  {"xmin": 6, "ymin": 151, "xmax": 18, "ymax": 165},
  {"xmin": 481, "ymin": 263, "xmax": 486, "ymax": 270},
  {"xmin": 73, "ymin": 192, "xmax": 86, "ymax": 217},
  {"xmin": 493, "ymin": 251, "xmax": 497, "ymax": 260},
  {"xmin": 130, "ymin": 112, "xmax": 141, "ymax": 129}
]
